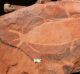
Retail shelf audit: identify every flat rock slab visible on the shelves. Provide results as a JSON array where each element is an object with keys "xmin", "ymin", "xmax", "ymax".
[{"xmin": 0, "ymin": 1, "xmax": 80, "ymax": 74}]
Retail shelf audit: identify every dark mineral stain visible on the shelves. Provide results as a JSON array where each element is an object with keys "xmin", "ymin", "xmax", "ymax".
[
  {"xmin": 21, "ymin": 72, "xmax": 29, "ymax": 74},
  {"xmin": 63, "ymin": 65, "xmax": 72, "ymax": 74},
  {"xmin": 71, "ymin": 72, "xmax": 80, "ymax": 74}
]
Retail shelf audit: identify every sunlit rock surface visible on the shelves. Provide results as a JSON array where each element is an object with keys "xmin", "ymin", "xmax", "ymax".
[{"xmin": 0, "ymin": 1, "xmax": 80, "ymax": 74}]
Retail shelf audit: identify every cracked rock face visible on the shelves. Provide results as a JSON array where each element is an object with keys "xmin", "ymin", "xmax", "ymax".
[{"xmin": 0, "ymin": 1, "xmax": 80, "ymax": 74}]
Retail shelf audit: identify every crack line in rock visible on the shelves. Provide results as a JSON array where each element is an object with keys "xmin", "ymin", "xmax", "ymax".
[
  {"xmin": 6, "ymin": 63, "xmax": 18, "ymax": 74},
  {"xmin": 0, "ymin": 38, "xmax": 33, "ymax": 61}
]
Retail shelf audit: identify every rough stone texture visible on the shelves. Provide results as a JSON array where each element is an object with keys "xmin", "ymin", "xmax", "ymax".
[
  {"xmin": 37, "ymin": 0, "xmax": 51, "ymax": 3},
  {"xmin": 0, "ymin": 1, "xmax": 80, "ymax": 74},
  {"xmin": 59, "ymin": 0, "xmax": 80, "ymax": 1}
]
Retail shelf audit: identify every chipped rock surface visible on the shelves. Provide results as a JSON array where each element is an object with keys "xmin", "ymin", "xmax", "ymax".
[{"xmin": 0, "ymin": 1, "xmax": 80, "ymax": 74}]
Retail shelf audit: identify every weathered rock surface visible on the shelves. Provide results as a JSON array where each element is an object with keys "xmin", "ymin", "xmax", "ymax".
[
  {"xmin": 0, "ymin": 1, "xmax": 80, "ymax": 74},
  {"xmin": 37, "ymin": 0, "xmax": 51, "ymax": 3}
]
